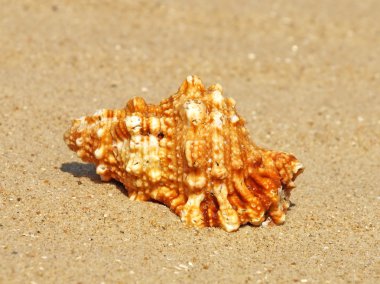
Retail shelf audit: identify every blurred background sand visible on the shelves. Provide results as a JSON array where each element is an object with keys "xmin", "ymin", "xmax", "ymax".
[{"xmin": 0, "ymin": 0, "xmax": 379, "ymax": 283}]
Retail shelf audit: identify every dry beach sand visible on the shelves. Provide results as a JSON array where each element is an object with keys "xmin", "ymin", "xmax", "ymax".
[{"xmin": 0, "ymin": 0, "xmax": 379, "ymax": 283}]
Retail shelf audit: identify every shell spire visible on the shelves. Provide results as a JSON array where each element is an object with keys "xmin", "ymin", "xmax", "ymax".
[{"xmin": 64, "ymin": 75, "xmax": 304, "ymax": 232}]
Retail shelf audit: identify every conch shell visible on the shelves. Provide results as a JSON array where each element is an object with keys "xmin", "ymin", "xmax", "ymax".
[{"xmin": 64, "ymin": 75, "xmax": 304, "ymax": 232}]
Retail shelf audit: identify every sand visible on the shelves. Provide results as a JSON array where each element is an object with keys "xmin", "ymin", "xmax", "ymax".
[{"xmin": 0, "ymin": 0, "xmax": 379, "ymax": 283}]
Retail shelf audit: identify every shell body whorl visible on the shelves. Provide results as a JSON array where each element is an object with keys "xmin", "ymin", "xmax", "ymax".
[{"xmin": 64, "ymin": 75, "xmax": 304, "ymax": 232}]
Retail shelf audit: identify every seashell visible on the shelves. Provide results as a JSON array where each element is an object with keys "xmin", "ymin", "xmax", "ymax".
[{"xmin": 64, "ymin": 75, "xmax": 304, "ymax": 232}]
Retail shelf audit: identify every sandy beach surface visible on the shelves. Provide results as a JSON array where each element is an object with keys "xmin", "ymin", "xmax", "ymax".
[{"xmin": 1, "ymin": 0, "xmax": 379, "ymax": 283}]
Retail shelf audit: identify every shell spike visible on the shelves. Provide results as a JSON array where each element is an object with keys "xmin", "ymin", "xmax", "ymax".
[
  {"xmin": 125, "ymin": 96, "xmax": 147, "ymax": 112},
  {"xmin": 208, "ymin": 82, "xmax": 223, "ymax": 94},
  {"xmin": 178, "ymin": 75, "xmax": 205, "ymax": 97}
]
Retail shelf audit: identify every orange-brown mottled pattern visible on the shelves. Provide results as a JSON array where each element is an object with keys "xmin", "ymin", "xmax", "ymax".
[{"xmin": 64, "ymin": 76, "xmax": 304, "ymax": 232}]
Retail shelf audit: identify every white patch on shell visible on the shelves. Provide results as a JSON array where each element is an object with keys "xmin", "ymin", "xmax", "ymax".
[
  {"xmin": 125, "ymin": 115, "xmax": 142, "ymax": 134},
  {"xmin": 183, "ymin": 100, "xmax": 206, "ymax": 126},
  {"xmin": 212, "ymin": 111, "xmax": 224, "ymax": 129},
  {"xmin": 230, "ymin": 114, "xmax": 239, "ymax": 123},
  {"xmin": 185, "ymin": 173, "xmax": 207, "ymax": 189},
  {"xmin": 97, "ymin": 128, "xmax": 104, "ymax": 138},
  {"xmin": 94, "ymin": 147, "xmax": 104, "ymax": 159},
  {"xmin": 293, "ymin": 162, "xmax": 304, "ymax": 174},
  {"xmin": 148, "ymin": 134, "xmax": 159, "ymax": 148},
  {"xmin": 261, "ymin": 217, "xmax": 272, "ymax": 228},
  {"xmin": 148, "ymin": 117, "xmax": 161, "ymax": 135},
  {"xmin": 75, "ymin": 137, "xmax": 83, "ymax": 146},
  {"xmin": 113, "ymin": 141, "xmax": 124, "ymax": 152},
  {"xmin": 126, "ymin": 157, "xmax": 142, "ymax": 175},
  {"xmin": 180, "ymin": 193, "xmax": 205, "ymax": 226},
  {"xmin": 185, "ymin": 193, "xmax": 204, "ymax": 207},
  {"xmin": 96, "ymin": 164, "xmax": 107, "ymax": 175},
  {"xmin": 148, "ymin": 168, "xmax": 161, "ymax": 183},
  {"xmin": 94, "ymin": 109, "xmax": 103, "ymax": 116},
  {"xmin": 212, "ymin": 183, "xmax": 239, "ymax": 232},
  {"xmin": 146, "ymin": 134, "xmax": 161, "ymax": 183},
  {"xmin": 212, "ymin": 90, "xmax": 224, "ymax": 107}
]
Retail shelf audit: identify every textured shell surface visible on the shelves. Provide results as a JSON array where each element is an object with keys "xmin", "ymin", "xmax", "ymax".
[{"xmin": 64, "ymin": 75, "xmax": 304, "ymax": 232}]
